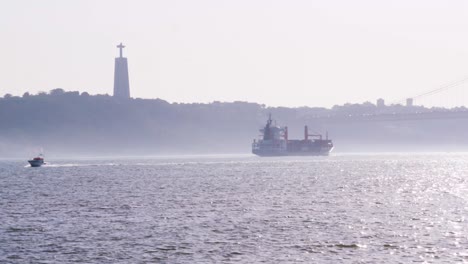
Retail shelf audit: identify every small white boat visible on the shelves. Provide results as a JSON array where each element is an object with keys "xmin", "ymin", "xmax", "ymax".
[{"xmin": 28, "ymin": 155, "xmax": 45, "ymax": 167}]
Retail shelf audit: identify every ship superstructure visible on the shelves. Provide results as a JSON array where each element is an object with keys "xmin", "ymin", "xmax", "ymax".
[{"xmin": 252, "ymin": 114, "xmax": 333, "ymax": 156}]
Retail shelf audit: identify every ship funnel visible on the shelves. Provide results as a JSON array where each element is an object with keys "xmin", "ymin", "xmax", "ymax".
[{"xmin": 304, "ymin": 125, "xmax": 308, "ymax": 140}]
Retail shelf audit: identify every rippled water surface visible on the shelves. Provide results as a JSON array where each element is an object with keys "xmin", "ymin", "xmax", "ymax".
[{"xmin": 1, "ymin": 153, "xmax": 468, "ymax": 263}]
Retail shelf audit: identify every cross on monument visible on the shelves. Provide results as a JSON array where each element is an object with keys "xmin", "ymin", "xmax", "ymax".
[{"xmin": 117, "ymin": 42, "xmax": 125, "ymax": 58}]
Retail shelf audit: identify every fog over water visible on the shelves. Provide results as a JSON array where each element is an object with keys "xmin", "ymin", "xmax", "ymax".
[{"xmin": 2, "ymin": 92, "xmax": 468, "ymax": 158}]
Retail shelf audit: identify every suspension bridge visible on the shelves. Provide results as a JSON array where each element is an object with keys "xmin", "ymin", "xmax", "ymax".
[
  {"xmin": 313, "ymin": 76, "xmax": 468, "ymax": 123},
  {"xmin": 392, "ymin": 76, "xmax": 468, "ymax": 108}
]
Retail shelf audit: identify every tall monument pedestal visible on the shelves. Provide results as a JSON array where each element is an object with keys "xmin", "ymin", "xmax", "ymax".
[{"xmin": 113, "ymin": 43, "xmax": 130, "ymax": 98}]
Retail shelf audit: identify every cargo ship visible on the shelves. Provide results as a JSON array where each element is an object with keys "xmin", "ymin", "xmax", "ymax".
[{"xmin": 252, "ymin": 114, "xmax": 333, "ymax": 156}]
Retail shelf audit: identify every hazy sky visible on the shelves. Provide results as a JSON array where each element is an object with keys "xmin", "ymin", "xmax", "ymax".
[{"xmin": 2, "ymin": 0, "xmax": 468, "ymax": 107}]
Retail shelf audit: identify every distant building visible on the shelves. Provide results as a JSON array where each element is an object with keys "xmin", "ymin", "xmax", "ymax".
[
  {"xmin": 376, "ymin": 98, "xmax": 385, "ymax": 107},
  {"xmin": 406, "ymin": 98, "xmax": 413, "ymax": 107},
  {"xmin": 113, "ymin": 43, "xmax": 130, "ymax": 98}
]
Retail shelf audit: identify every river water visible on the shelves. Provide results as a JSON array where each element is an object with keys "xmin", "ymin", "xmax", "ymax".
[{"xmin": 1, "ymin": 153, "xmax": 468, "ymax": 263}]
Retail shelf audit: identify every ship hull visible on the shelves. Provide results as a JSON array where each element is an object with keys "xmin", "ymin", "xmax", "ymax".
[
  {"xmin": 252, "ymin": 147, "xmax": 333, "ymax": 157},
  {"xmin": 28, "ymin": 160, "xmax": 44, "ymax": 167},
  {"xmin": 252, "ymin": 139, "xmax": 334, "ymax": 157}
]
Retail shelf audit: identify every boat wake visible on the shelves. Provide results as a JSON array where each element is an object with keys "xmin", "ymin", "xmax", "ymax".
[{"xmin": 26, "ymin": 163, "xmax": 120, "ymax": 168}]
